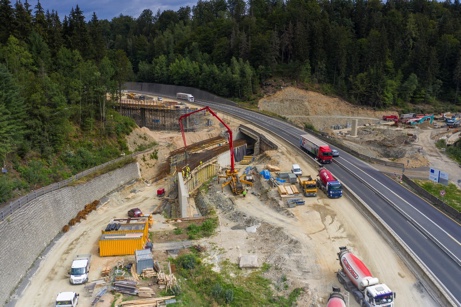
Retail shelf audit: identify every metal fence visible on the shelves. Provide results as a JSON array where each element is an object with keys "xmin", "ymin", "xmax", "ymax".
[{"xmin": 0, "ymin": 148, "xmax": 154, "ymax": 222}]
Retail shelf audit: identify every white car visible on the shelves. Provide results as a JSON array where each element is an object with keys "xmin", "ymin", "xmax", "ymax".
[{"xmin": 332, "ymin": 149, "xmax": 340, "ymax": 157}]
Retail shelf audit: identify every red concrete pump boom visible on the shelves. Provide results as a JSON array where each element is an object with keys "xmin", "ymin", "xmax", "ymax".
[{"xmin": 178, "ymin": 106, "xmax": 235, "ymax": 172}]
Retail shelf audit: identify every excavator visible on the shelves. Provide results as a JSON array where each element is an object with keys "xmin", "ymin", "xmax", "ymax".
[{"xmin": 178, "ymin": 106, "xmax": 252, "ymax": 195}]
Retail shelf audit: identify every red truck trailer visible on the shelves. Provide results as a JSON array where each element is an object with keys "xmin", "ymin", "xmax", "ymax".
[{"xmin": 300, "ymin": 134, "xmax": 333, "ymax": 163}]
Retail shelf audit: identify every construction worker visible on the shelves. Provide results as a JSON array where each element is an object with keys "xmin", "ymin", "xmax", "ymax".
[
  {"xmin": 182, "ymin": 169, "xmax": 185, "ymax": 178},
  {"xmin": 242, "ymin": 189, "xmax": 247, "ymax": 197},
  {"xmin": 145, "ymin": 238, "xmax": 153, "ymax": 252}
]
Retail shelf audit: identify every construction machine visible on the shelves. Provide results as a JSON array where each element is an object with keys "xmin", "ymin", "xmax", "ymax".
[
  {"xmin": 178, "ymin": 106, "xmax": 252, "ymax": 194},
  {"xmin": 297, "ymin": 175, "xmax": 317, "ymax": 197},
  {"xmin": 127, "ymin": 92, "xmax": 136, "ymax": 99}
]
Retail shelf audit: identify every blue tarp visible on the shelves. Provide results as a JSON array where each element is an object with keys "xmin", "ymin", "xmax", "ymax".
[{"xmin": 260, "ymin": 170, "xmax": 271, "ymax": 179}]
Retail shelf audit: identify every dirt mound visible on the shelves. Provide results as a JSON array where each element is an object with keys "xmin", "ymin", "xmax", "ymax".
[
  {"xmin": 258, "ymin": 87, "xmax": 432, "ymax": 168},
  {"xmin": 258, "ymin": 87, "xmax": 396, "ymax": 129}
]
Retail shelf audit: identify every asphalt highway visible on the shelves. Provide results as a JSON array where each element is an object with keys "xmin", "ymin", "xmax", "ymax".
[{"xmin": 191, "ymin": 99, "xmax": 461, "ymax": 305}]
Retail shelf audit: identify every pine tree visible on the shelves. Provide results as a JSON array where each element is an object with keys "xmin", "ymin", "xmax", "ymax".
[{"xmin": 0, "ymin": 64, "xmax": 27, "ymax": 165}]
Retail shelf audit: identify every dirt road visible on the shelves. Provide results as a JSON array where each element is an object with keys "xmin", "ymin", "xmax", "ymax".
[{"xmin": 415, "ymin": 129, "xmax": 461, "ymax": 186}]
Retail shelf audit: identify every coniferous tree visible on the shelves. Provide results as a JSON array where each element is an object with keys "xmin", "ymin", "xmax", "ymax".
[
  {"xmin": 0, "ymin": 0, "xmax": 14, "ymax": 43},
  {"xmin": 0, "ymin": 64, "xmax": 27, "ymax": 165},
  {"xmin": 13, "ymin": 0, "xmax": 33, "ymax": 41},
  {"xmin": 32, "ymin": 0, "xmax": 47, "ymax": 40},
  {"xmin": 88, "ymin": 13, "xmax": 107, "ymax": 62}
]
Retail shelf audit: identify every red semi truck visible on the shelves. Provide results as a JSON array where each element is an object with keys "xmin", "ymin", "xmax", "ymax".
[
  {"xmin": 326, "ymin": 287, "xmax": 346, "ymax": 307},
  {"xmin": 317, "ymin": 168, "xmax": 342, "ymax": 198},
  {"xmin": 337, "ymin": 246, "xmax": 395, "ymax": 307},
  {"xmin": 300, "ymin": 134, "xmax": 333, "ymax": 163}
]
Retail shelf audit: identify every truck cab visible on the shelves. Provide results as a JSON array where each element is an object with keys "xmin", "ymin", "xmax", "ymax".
[
  {"xmin": 55, "ymin": 292, "xmax": 79, "ymax": 307},
  {"xmin": 326, "ymin": 181, "xmax": 342, "ymax": 198},
  {"xmin": 317, "ymin": 168, "xmax": 342, "ymax": 198},
  {"xmin": 298, "ymin": 175, "xmax": 317, "ymax": 197},
  {"xmin": 291, "ymin": 164, "xmax": 302, "ymax": 176},
  {"xmin": 365, "ymin": 285, "xmax": 395, "ymax": 306}
]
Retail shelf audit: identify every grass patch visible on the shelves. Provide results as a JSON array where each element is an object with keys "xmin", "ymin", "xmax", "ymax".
[
  {"xmin": 135, "ymin": 141, "xmax": 158, "ymax": 152},
  {"xmin": 187, "ymin": 218, "xmax": 218, "ymax": 240},
  {"xmin": 303, "ymin": 122, "xmax": 316, "ymax": 131},
  {"xmin": 169, "ymin": 252, "xmax": 303, "ymax": 306},
  {"xmin": 414, "ymin": 180, "xmax": 461, "ymax": 212}
]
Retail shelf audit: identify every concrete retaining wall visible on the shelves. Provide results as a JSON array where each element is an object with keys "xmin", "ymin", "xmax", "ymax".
[{"xmin": 0, "ymin": 163, "xmax": 140, "ymax": 305}]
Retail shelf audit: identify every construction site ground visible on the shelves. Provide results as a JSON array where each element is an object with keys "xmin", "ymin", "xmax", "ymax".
[{"xmin": 15, "ymin": 88, "xmax": 455, "ymax": 306}]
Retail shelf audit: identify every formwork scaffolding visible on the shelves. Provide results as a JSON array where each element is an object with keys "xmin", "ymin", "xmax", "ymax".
[
  {"xmin": 118, "ymin": 100, "xmax": 211, "ymax": 131},
  {"xmin": 169, "ymin": 137, "xmax": 247, "ymax": 173}
]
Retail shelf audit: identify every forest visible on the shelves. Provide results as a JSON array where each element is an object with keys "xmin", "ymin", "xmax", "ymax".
[{"xmin": 2, "ymin": 0, "xmax": 461, "ymax": 203}]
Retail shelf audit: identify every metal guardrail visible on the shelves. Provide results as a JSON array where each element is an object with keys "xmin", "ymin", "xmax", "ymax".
[
  {"xmin": 402, "ymin": 175, "xmax": 461, "ymax": 223},
  {"xmin": 0, "ymin": 148, "xmax": 154, "ymax": 222}
]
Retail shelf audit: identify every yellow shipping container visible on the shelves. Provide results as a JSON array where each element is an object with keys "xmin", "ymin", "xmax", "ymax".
[
  {"xmin": 99, "ymin": 233, "xmax": 146, "ymax": 257},
  {"xmin": 102, "ymin": 216, "xmax": 151, "ymax": 240}
]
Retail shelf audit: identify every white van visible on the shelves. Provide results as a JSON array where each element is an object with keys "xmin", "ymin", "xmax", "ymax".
[
  {"xmin": 291, "ymin": 164, "xmax": 302, "ymax": 176},
  {"xmin": 55, "ymin": 292, "xmax": 79, "ymax": 307}
]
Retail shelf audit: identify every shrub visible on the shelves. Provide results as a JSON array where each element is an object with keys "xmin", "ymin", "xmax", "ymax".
[{"xmin": 177, "ymin": 254, "xmax": 199, "ymax": 270}]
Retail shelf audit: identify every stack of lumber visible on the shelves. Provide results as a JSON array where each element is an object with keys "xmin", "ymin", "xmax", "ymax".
[
  {"xmin": 278, "ymin": 184, "xmax": 301, "ymax": 197},
  {"xmin": 112, "ymin": 280, "xmax": 138, "ymax": 295},
  {"xmin": 290, "ymin": 185, "xmax": 299, "ymax": 194},
  {"xmin": 277, "ymin": 185, "xmax": 287, "ymax": 196},
  {"xmin": 141, "ymin": 268, "xmax": 157, "ymax": 278},
  {"xmin": 119, "ymin": 296, "xmax": 175, "ymax": 307},
  {"xmin": 240, "ymin": 156, "xmax": 253, "ymax": 165},
  {"xmin": 285, "ymin": 185, "xmax": 294, "ymax": 195},
  {"xmin": 156, "ymin": 272, "xmax": 178, "ymax": 290},
  {"xmin": 266, "ymin": 164, "xmax": 280, "ymax": 171},
  {"xmin": 137, "ymin": 286, "xmax": 155, "ymax": 298},
  {"xmin": 131, "ymin": 264, "xmax": 140, "ymax": 282}
]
